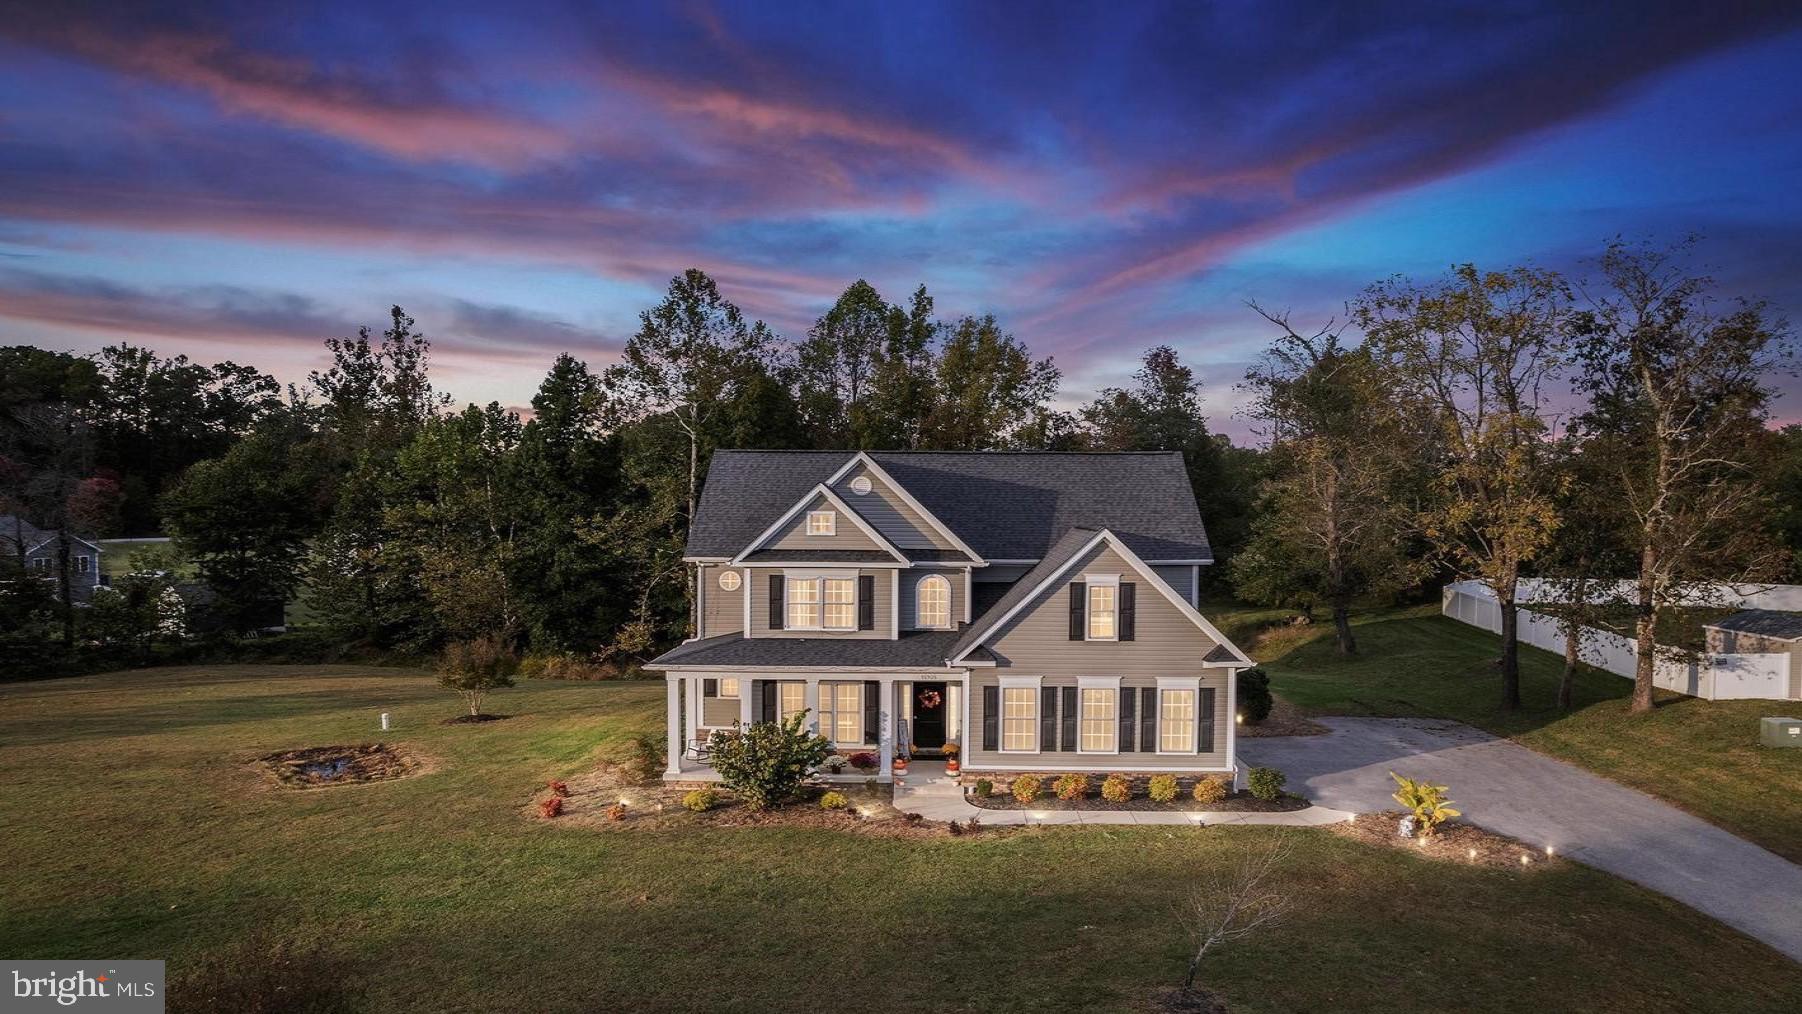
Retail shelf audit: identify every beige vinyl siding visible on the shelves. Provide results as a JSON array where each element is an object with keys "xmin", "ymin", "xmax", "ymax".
[
  {"xmin": 831, "ymin": 466, "xmax": 961, "ymax": 552},
  {"xmin": 747, "ymin": 567, "xmax": 893, "ymax": 639},
  {"xmin": 983, "ymin": 544, "xmax": 1219, "ymax": 672},
  {"xmin": 899, "ymin": 569, "xmax": 964, "ymax": 630},
  {"xmin": 696, "ymin": 564, "xmax": 745, "ymax": 638},
  {"xmin": 964, "ymin": 672, "xmax": 1232, "ymax": 770},
  {"xmin": 701, "ymin": 695, "xmax": 741, "ymax": 728},
  {"xmin": 767, "ymin": 494, "xmax": 885, "ymax": 552}
]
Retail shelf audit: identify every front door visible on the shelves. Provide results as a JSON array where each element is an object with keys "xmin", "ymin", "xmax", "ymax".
[{"xmin": 912, "ymin": 681, "xmax": 948, "ymax": 749}]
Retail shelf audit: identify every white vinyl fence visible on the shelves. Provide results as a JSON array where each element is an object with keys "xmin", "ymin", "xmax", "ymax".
[{"xmin": 1441, "ymin": 581, "xmax": 1797, "ymax": 701}]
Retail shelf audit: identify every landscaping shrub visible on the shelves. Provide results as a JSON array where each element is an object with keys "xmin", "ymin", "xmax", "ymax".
[
  {"xmin": 1248, "ymin": 767, "xmax": 1286, "ymax": 801},
  {"xmin": 1192, "ymin": 776, "xmax": 1228, "ymax": 805},
  {"xmin": 706, "ymin": 713, "xmax": 831, "ymax": 810},
  {"xmin": 822, "ymin": 754, "xmax": 850, "ymax": 774},
  {"xmin": 1011, "ymin": 774, "xmax": 1043, "ymax": 802},
  {"xmin": 517, "ymin": 651, "xmax": 614, "ymax": 680},
  {"xmin": 627, "ymin": 733, "xmax": 666, "ymax": 781},
  {"xmin": 682, "ymin": 788, "xmax": 717, "ymax": 813},
  {"xmin": 436, "ymin": 636, "xmax": 518, "ymax": 718},
  {"xmin": 848, "ymin": 751, "xmax": 878, "ymax": 771},
  {"xmin": 972, "ymin": 778, "xmax": 995, "ymax": 798},
  {"xmin": 1390, "ymin": 772, "xmax": 1461, "ymax": 837},
  {"xmin": 819, "ymin": 791, "xmax": 849, "ymax": 810},
  {"xmin": 1053, "ymin": 773, "xmax": 1090, "ymax": 800},
  {"xmin": 1239, "ymin": 666, "xmax": 1273, "ymax": 724},
  {"xmin": 1100, "ymin": 774, "xmax": 1132, "ymax": 803},
  {"xmin": 547, "ymin": 779, "xmax": 569, "ymax": 798},
  {"xmin": 1147, "ymin": 773, "xmax": 1179, "ymax": 803},
  {"xmin": 538, "ymin": 796, "xmax": 563, "ymax": 818}
]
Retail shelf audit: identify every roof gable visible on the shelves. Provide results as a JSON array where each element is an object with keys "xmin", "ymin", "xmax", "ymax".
[{"xmin": 728, "ymin": 483, "xmax": 906, "ymax": 565}]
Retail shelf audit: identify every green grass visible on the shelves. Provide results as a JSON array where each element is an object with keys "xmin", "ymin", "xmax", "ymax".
[
  {"xmin": 3, "ymin": 665, "xmax": 1800, "ymax": 1012},
  {"xmin": 1225, "ymin": 602, "xmax": 1802, "ymax": 864}
]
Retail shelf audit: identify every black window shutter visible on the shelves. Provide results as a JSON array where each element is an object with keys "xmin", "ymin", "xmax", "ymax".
[
  {"xmin": 703, "ymin": 678, "xmax": 718, "ymax": 697},
  {"xmin": 1060, "ymin": 686, "xmax": 1077, "ymax": 752},
  {"xmin": 858, "ymin": 575, "xmax": 876, "ymax": 630},
  {"xmin": 1068, "ymin": 583, "xmax": 1086, "ymax": 640},
  {"xmin": 1119, "ymin": 688, "xmax": 1137, "ymax": 751},
  {"xmin": 1140, "ymin": 687, "xmax": 1157, "ymax": 751},
  {"xmin": 863, "ymin": 680, "xmax": 879, "ymax": 741},
  {"xmin": 1199, "ymin": 687, "xmax": 1217, "ymax": 753},
  {"xmin": 982, "ymin": 685, "xmax": 999, "ymax": 751},
  {"xmin": 1119, "ymin": 582, "xmax": 1136, "ymax": 641},
  {"xmin": 1040, "ymin": 687, "xmax": 1057, "ymax": 752},
  {"xmin": 760, "ymin": 682, "xmax": 778, "ymax": 722},
  {"xmin": 768, "ymin": 574, "xmax": 784, "ymax": 629}
]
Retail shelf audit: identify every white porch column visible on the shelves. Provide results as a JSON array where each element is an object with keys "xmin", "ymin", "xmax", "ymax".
[
  {"xmin": 687, "ymin": 676, "xmax": 703, "ymax": 744},
  {"xmin": 878, "ymin": 679, "xmax": 894, "ymax": 777},
  {"xmin": 664, "ymin": 678, "xmax": 682, "ymax": 776},
  {"xmin": 739, "ymin": 679, "xmax": 754, "ymax": 726},
  {"xmin": 804, "ymin": 679, "xmax": 821, "ymax": 735}
]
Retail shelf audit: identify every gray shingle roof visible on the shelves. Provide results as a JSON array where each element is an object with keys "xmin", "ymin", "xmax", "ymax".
[
  {"xmin": 739, "ymin": 550, "xmax": 901, "ymax": 564},
  {"xmin": 686, "ymin": 451, "xmax": 1211, "ymax": 562},
  {"xmin": 1706, "ymin": 609, "xmax": 1802, "ymax": 641},
  {"xmin": 650, "ymin": 629, "xmax": 992, "ymax": 668}
]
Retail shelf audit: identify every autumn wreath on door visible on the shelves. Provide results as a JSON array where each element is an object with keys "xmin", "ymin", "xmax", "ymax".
[{"xmin": 917, "ymin": 689, "xmax": 943, "ymax": 709}]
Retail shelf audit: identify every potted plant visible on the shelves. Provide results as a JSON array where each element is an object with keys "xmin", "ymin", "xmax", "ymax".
[{"xmin": 943, "ymin": 741, "xmax": 960, "ymax": 774}]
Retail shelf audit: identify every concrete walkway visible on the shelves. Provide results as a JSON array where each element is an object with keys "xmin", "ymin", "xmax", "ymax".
[
  {"xmin": 1239, "ymin": 717, "xmax": 1802, "ymax": 964},
  {"xmin": 891, "ymin": 762, "xmax": 1355, "ymax": 827}
]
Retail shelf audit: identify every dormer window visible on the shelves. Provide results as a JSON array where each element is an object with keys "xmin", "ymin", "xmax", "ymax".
[{"xmin": 806, "ymin": 510, "xmax": 836, "ymax": 536}]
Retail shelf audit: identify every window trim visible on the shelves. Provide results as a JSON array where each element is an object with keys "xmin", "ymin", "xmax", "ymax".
[
  {"xmin": 717, "ymin": 569, "xmax": 741, "ymax": 592},
  {"xmin": 816, "ymin": 681, "xmax": 865, "ymax": 746},
  {"xmin": 777, "ymin": 681, "xmax": 806, "ymax": 724},
  {"xmin": 783, "ymin": 569, "xmax": 857, "ymax": 632},
  {"xmin": 1077, "ymin": 676, "xmax": 1120, "ymax": 754},
  {"xmin": 1085, "ymin": 573, "xmax": 1120, "ymax": 642},
  {"xmin": 805, "ymin": 510, "xmax": 836, "ymax": 536},
  {"xmin": 1156, "ymin": 677, "xmax": 1202, "ymax": 756},
  {"xmin": 998, "ymin": 676, "xmax": 1041, "ymax": 754},
  {"xmin": 849, "ymin": 475, "xmax": 872, "ymax": 495},
  {"xmin": 915, "ymin": 574, "xmax": 953, "ymax": 629}
]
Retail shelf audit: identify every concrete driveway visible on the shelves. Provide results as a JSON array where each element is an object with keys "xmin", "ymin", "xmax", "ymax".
[{"xmin": 1240, "ymin": 717, "xmax": 1802, "ymax": 964}]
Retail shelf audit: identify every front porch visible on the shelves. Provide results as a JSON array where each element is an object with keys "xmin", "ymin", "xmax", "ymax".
[{"xmin": 662, "ymin": 672, "xmax": 966, "ymax": 783}]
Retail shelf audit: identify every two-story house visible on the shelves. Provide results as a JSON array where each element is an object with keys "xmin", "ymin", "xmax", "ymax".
[
  {"xmin": 647, "ymin": 450, "xmax": 1254, "ymax": 784},
  {"xmin": 2, "ymin": 514, "xmax": 104, "ymax": 603}
]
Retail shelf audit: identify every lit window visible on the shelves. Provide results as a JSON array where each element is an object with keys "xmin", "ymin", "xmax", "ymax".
[
  {"xmin": 1080, "ymin": 688, "xmax": 1117, "ymax": 752},
  {"xmin": 718, "ymin": 569, "xmax": 741, "ymax": 592},
  {"xmin": 76, "ymin": 556, "xmax": 91, "ymax": 574},
  {"xmin": 806, "ymin": 510, "xmax": 836, "ymax": 536},
  {"xmin": 718, "ymin": 678, "xmax": 740, "ymax": 699},
  {"xmin": 916, "ymin": 575, "xmax": 951, "ymax": 628},
  {"xmin": 1001, "ymin": 687, "xmax": 1037, "ymax": 751},
  {"xmin": 817, "ymin": 682, "xmax": 863, "ymax": 744},
  {"xmin": 1160, "ymin": 689, "xmax": 1196, "ymax": 753},
  {"xmin": 1088, "ymin": 584, "xmax": 1117, "ymax": 639},
  {"xmin": 823, "ymin": 578, "xmax": 856, "ymax": 629},
  {"xmin": 787, "ymin": 579, "xmax": 820, "ymax": 628},
  {"xmin": 778, "ymin": 682, "xmax": 806, "ymax": 723},
  {"xmin": 850, "ymin": 475, "xmax": 872, "ymax": 495}
]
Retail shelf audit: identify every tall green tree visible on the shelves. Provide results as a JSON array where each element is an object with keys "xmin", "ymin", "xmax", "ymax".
[
  {"xmin": 920, "ymin": 315, "xmax": 1060, "ymax": 450},
  {"xmin": 1573, "ymin": 240, "xmax": 1794, "ymax": 713},
  {"xmin": 1234, "ymin": 309, "xmax": 1421, "ymax": 653},
  {"xmin": 796, "ymin": 279, "xmax": 892, "ymax": 447},
  {"xmin": 1360, "ymin": 264, "xmax": 1572, "ymax": 709}
]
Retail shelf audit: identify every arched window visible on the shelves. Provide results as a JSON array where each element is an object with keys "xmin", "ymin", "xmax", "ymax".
[{"xmin": 916, "ymin": 575, "xmax": 952, "ymax": 629}]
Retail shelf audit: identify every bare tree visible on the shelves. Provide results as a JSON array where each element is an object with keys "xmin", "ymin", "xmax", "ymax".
[
  {"xmin": 1574, "ymin": 240, "xmax": 1794, "ymax": 712},
  {"xmin": 1178, "ymin": 834, "xmax": 1294, "ymax": 993}
]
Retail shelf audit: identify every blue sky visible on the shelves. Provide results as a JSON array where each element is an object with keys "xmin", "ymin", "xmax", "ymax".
[{"xmin": 2, "ymin": 1, "xmax": 1800, "ymax": 439}]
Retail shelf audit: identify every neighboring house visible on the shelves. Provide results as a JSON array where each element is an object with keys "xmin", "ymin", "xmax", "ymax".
[
  {"xmin": 0, "ymin": 514, "xmax": 104, "ymax": 603},
  {"xmin": 1705, "ymin": 610, "xmax": 1802, "ymax": 701},
  {"xmin": 647, "ymin": 451, "xmax": 1254, "ymax": 784}
]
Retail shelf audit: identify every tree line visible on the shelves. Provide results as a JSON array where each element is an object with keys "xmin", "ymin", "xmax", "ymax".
[{"xmin": 4, "ymin": 240, "xmax": 1798, "ymax": 713}]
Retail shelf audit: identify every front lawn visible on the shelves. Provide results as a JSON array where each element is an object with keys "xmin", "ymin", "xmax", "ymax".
[
  {"xmin": 2, "ymin": 665, "xmax": 1799, "ymax": 1012},
  {"xmin": 1227, "ymin": 602, "xmax": 1802, "ymax": 864}
]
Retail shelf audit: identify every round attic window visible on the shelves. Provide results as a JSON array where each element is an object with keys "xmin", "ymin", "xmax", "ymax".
[
  {"xmin": 850, "ymin": 475, "xmax": 872, "ymax": 495},
  {"xmin": 718, "ymin": 570, "xmax": 741, "ymax": 592}
]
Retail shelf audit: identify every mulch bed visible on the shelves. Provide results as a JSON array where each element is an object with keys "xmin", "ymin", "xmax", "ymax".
[
  {"xmin": 1333, "ymin": 811, "xmax": 1568, "ymax": 871},
  {"xmin": 256, "ymin": 743, "xmax": 425, "ymax": 788},
  {"xmin": 528, "ymin": 762, "xmax": 1019, "ymax": 841},
  {"xmin": 968, "ymin": 789, "xmax": 1308, "ymax": 813},
  {"xmin": 1235, "ymin": 696, "xmax": 1329, "ymax": 738},
  {"xmin": 442, "ymin": 713, "xmax": 512, "ymax": 725}
]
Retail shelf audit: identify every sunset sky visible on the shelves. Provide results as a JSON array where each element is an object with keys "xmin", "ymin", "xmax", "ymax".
[{"xmin": 3, "ymin": 1, "xmax": 1801, "ymax": 439}]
